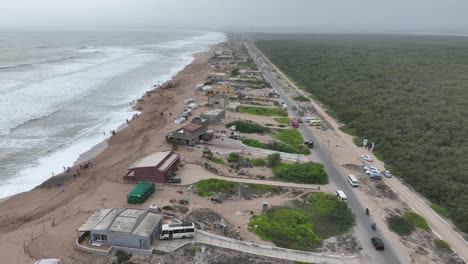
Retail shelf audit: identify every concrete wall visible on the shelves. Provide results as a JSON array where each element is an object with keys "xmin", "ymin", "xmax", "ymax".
[{"xmin": 91, "ymin": 231, "xmax": 149, "ymax": 249}]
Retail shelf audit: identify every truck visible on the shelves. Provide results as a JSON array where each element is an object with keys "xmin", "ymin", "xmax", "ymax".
[{"xmin": 291, "ymin": 118, "xmax": 299, "ymax": 128}]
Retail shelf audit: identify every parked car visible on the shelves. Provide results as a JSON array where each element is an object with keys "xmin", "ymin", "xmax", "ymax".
[
  {"xmin": 361, "ymin": 155, "xmax": 374, "ymax": 162},
  {"xmin": 34, "ymin": 259, "xmax": 62, "ymax": 264},
  {"xmin": 305, "ymin": 116, "xmax": 316, "ymax": 122},
  {"xmin": 292, "ymin": 105, "xmax": 298, "ymax": 110},
  {"xmin": 297, "ymin": 118, "xmax": 303, "ymax": 123},
  {"xmin": 363, "ymin": 165, "xmax": 370, "ymax": 172},
  {"xmin": 382, "ymin": 170, "xmax": 392, "ymax": 178},
  {"xmin": 371, "ymin": 237, "xmax": 385, "ymax": 250},
  {"xmin": 365, "ymin": 169, "xmax": 380, "ymax": 175},
  {"xmin": 167, "ymin": 176, "xmax": 181, "ymax": 183}
]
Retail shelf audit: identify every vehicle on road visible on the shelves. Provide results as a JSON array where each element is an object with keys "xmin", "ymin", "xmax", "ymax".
[
  {"xmin": 297, "ymin": 118, "xmax": 303, "ymax": 123},
  {"xmin": 160, "ymin": 222, "xmax": 195, "ymax": 240},
  {"xmin": 336, "ymin": 190, "xmax": 348, "ymax": 201},
  {"xmin": 382, "ymin": 170, "xmax": 392, "ymax": 178},
  {"xmin": 371, "ymin": 237, "xmax": 385, "ymax": 250},
  {"xmin": 281, "ymin": 104, "xmax": 287, "ymax": 110},
  {"xmin": 361, "ymin": 155, "xmax": 374, "ymax": 162},
  {"xmin": 304, "ymin": 140, "xmax": 314, "ymax": 148},
  {"xmin": 347, "ymin": 174, "xmax": 359, "ymax": 187},
  {"xmin": 305, "ymin": 116, "xmax": 316, "ymax": 122},
  {"xmin": 291, "ymin": 118, "xmax": 299, "ymax": 128},
  {"xmin": 34, "ymin": 260, "xmax": 61, "ymax": 264},
  {"xmin": 298, "ymin": 108, "xmax": 305, "ymax": 116},
  {"xmin": 292, "ymin": 105, "xmax": 297, "ymax": 110},
  {"xmin": 309, "ymin": 120, "xmax": 321, "ymax": 126}
]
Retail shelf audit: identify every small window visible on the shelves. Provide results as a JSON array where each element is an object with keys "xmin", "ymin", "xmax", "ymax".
[
  {"xmin": 93, "ymin": 234, "xmax": 107, "ymax": 242},
  {"xmin": 186, "ymin": 228, "xmax": 195, "ymax": 233},
  {"xmin": 173, "ymin": 229, "xmax": 180, "ymax": 234},
  {"xmin": 161, "ymin": 230, "xmax": 168, "ymax": 235}
]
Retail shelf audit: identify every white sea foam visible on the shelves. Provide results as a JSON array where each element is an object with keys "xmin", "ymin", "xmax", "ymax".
[{"xmin": 0, "ymin": 31, "xmax": 225, "ymax": 199}]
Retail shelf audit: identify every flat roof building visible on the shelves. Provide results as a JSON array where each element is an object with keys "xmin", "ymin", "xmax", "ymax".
[
  {"xmin": 125, "ymin": 151, "xmax": 180, "ymax": 183},
  {"xmin": 166, "ymin": 117, "xmax": 212, "ymax": 146},
  {"xmin": 77, "ymin": 208, "xmax": 163, "ymax": 250}
]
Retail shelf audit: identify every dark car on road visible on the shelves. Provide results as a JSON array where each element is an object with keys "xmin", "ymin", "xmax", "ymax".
[
  {"xmin": 371, "ymin": 237, "xmax": 385, "ymax": 250},
  {"xmin": 167, "ymin": 176, "xmax": 181, "ymax": 184}
]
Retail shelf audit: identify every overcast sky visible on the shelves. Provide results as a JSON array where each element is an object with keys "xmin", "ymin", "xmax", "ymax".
[{"xmin": 1, "ymin": 0, "xmax": 468, "ymax": 34}]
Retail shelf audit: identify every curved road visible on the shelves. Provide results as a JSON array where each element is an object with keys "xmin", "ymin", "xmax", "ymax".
[{"xmin": 245, "ymin": 41, "xmax": 403, "ymax": 264}]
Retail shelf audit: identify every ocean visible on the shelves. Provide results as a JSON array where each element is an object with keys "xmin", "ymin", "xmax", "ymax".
[{"xmin": 0, "ymin": 29, "xmax": 225, "ymax": 199}]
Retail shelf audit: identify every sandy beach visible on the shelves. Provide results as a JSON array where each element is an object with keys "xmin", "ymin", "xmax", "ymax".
[{"xmin": 0, "ymin": 47, "xmax": 217, "ymax": 263}]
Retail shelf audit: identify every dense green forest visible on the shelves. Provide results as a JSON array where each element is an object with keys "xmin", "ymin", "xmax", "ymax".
[{"xmin": 254, "ymin": 34, "xmax": 468, "ymax": 232}]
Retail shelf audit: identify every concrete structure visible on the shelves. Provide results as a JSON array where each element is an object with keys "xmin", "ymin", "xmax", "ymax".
[
  {"xmin": 77, "ymin": 208, "xmax": 163, "ymax": 250},
  {"xmin": 208, "ymin": 94, "xmax": 230, "ymax": 109},
  {"xmin": 211, "ymin": 84, "xmax": 236, "ymax": 96},
  {"xmin": 166, "ymin": 117, "xmax": 210, "ymax": 146},
  {"xmin": 125, "ymin": 151, "xmax": 180, "ymax": 183},
  {"xmin": 207, "ymin": 72, "xmax": 228, "ymax": 83},
  {"xmin": 201, "ymin": 109, "xmax": 225, "ymax": 124}
]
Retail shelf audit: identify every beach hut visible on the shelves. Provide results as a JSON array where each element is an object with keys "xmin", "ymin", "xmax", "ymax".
[{"xmin": 127, "ymin": 181, "xmax": 155, "ymax": 204}]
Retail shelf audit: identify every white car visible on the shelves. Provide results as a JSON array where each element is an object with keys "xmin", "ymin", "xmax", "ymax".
[
  {"xmin": 281, "ymin": 104, "xmax": 288, "ymax": 110},
  {"xmin": 382, "ymin": 170, "xmax": 392, "ymax": 178},
  {"xmin": 305, "ymin": 116, "xmax": 317, "ymax": 122},
  {"xmin": 365, "ymin": 168, "xmax": 380, "ymax": 175},
  {"xmin": 361, "ymin": 155, "xmax": 374, "ymax": 162}
]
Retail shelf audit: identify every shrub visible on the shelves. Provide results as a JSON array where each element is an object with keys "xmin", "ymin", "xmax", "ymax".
[
  {"xmin": 266, "ymin": 152, "xmax": 282, "ymax": 168},
  {"xmin": 239, "ymin": 105, "xmax": 288, "ymax": 117},
  {"xmin": 387, "ymin": 215, "xmax": 414, "ymax": 236},
  {"xmin": 227, "ymin": 152, "xmax": 241, "ymax": 163},
  {"xmin": 431, "ymin": 204, "xmax": 450, "ymax": 218},
  {"xmin": 243, "ymin": 183, "xmax": 282, "ymax": 195},
  {"xmin": 195, "ymin": 179, "xmax": 238, "ymax": 197},
  {"xmin": 404, "ymin": 211, "xmax": 430, "ymax": 231},
  {"xmin": 251, "ymin": 158, "xmax": 267, "ymax": 167},
  {"xmin": 434, "ymin": 239, "xmax": 451, "ymax": 251},
  {"xmin": 273, "ymin": 129, "xmax": 304, "ymax": 145},
  {"xmin": 249, "ymin": 208, "xmax": 320, "ymax": 250},
  {"xmin": 242, "ymin": 138, "xmax": 310, "ymax": 154},
  {"xmin": 209, "ymin": 156, "xmax": 224, "ymax": 164},
  {"xmin": 115, "ymin": 250, "xmax": 132, "ymax": 264},
  {"xmin": 273, "ymin": 162, "xmax": 328, "ymax": 184},
  {"xmin": 225, "ymin": 121, "xmax": 270, "ymax": 134},
  {"xmin": 274, "ymin": 117, "xmax": 291, "ymax": 124}
]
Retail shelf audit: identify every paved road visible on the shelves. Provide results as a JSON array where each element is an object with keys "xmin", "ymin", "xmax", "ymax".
[
  {"xmin": 246, "ymin": 41, "xmax": 403, "ymax": 264},
  {"xmin": 195, "ymin": 230, "xmax": 360, "ymax": 264}
]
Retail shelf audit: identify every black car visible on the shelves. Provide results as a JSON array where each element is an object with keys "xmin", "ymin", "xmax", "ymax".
[
  {"xmin": 167, "ymin": 176, "xmax": 181, "ymax": 184},
  {"xmin": 371, "ymin": 237, "xmax": 385, "ymax": 250}
]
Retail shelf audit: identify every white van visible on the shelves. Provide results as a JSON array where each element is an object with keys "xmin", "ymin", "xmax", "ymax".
[
  {"xmin": 347, "ymin": 174, "xmax": 359, "ymax": 187},
  {"xmin": 336, "ymin": 190, "xmax": 348, "ymax": 201}
]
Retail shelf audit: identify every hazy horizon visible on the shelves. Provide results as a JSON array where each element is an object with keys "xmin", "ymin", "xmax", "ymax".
[{"xmin": 1, "ymin": 0, "xmax": 468, "ymax": 34}]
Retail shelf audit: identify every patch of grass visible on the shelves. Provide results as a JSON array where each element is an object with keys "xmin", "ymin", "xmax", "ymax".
[
  {"xmin": 249, "ymin": 208, "xmax": 320, "ymax": 250},
  {"xmin": 273, "ymin": 129, "xmax": 304, "ymax": 145},
  {"xmin": 243, "ymin": 183, "xmax": 282, "ymax": 195},
  {"xmin": 387, "ymin": 215, "xmax": 414, "ymax": 236},
  {"xmin": 434, "ymin": 239, "xmax": 451, "ymax": 251},
  {"xmin": 273, "ymin": 162, "xmax": 328, "ymax": 184},
  {"xmin": 195, "ymin": 179, "xmax": 238, "ymax": 197},
  {"xmin": 242, "ymin": 138, "xmax": 310, "ymax": 154},
  {"xmin": 209, "ymin": 156, "xmax": 224, "ymax": 165},
  {"xmin": 239, "ymin": 105, "xmax": 288, "ymax": 117},
  {"xmin": 225, "ymin": 121, "xmax": 270, "ymax": 134},
  {"xmin": 274, "ymin": 117, "xmax": 291, "ymax": 124},
  {"xmin": 293, "ymin": 95, "xmax": 310, "ymax": 102},
  {"xmin": 227, "ymin": 152, "xmax": 240, "ymax": 163},
  {"xmin": 251, "ymin": 158, "xmax": 267, "ymax": 167},
  {"xmin": 431, "ymin": 204, "xmax": 450, "ymax": 218},
  {"xmin": 304, "ymin": 193, "xmax": 355, "ymax": 238},
  {"xmin": 404, "ymin": 211, "xmax": 430, "ymax": 231}
]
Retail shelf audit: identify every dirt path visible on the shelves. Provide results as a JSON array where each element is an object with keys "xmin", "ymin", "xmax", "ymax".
[{"xmin": 252, "ymin": 41, "xmax": 468, "ymax": 263}]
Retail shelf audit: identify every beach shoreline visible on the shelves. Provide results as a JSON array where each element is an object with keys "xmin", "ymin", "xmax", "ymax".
[{"xmin": 0, "ymin": 43, "xmax": 219, "ymax": 263}]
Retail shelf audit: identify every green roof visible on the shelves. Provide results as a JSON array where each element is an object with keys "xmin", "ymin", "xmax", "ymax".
[{"xmin": 128, "ymin": 181, "xmax": 155, "ymax": 197}]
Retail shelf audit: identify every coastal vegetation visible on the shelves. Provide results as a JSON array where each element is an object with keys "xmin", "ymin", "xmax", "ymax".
[
  {"xmin": 195, "ymin": 179, "xmax": 238, "ymax": 197},
  {"xmin": 195, "ymin": 179, "xmax": 282, "ymax": 198},
  {"xmin": 387, "ymin": 211, "xmax": 430, "ymax": 235},
  {"xmin": 434, "ymin": 239, "xmax": 451, "ymax": 251},
  {"xmin": 249, "ymin": 193, "xmax": 354, "ymax": 250},
  {"xmin": 274, "ymin": 117, "xmax": 291, "ymax": 124},
  {"xmin": 255, "ymin": 34, "xmax": 468, "ymax": 232},
  {"xmin": 250, "ymin": 157, "xmax": 267, "ymax": 167},
  {"xmin": 273, "ymin": 162, "xmax": 328, "ymax": 184},
  {"xmin": 242, "ymin": 138, "xmax": 310, "ymax": 154},
  {"xmin": 239, "ymin": 105, "xmax": 288, "ymax": 117},
  {"xmin": 293, "ymin": 95, "xmax": 310, "ymax": 102},
  {"xmin": 272, "ymin": 129, "xmax": 304, "ymax": 145},
  {"xmin": 404, "ymin": 211, "xmax": 430, "ymax": 231},
  {"xmin": 266, "ymin": 152, "xmax": 282, "ymax": 168},
  {"xmin": 225, "ymin": 121, "xmax": 270, "ymax": 134}
]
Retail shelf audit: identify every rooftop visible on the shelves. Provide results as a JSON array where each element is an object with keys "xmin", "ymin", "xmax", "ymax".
[
  {"xmin": 78, "ymin": 208, "xmax": 163, "ymax": 237},
  {"xmin": 129, "ymin": 151, "xmax": 172, "ymax": 169},
  {"xmin": 183, "ymin": 123, "xmax": 202, "ymax": 132}
]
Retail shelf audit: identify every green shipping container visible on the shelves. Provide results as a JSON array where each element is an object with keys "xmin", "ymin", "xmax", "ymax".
[{"xmin": 127, "ymin": 181, "xmax": 155, "ymax": 204}]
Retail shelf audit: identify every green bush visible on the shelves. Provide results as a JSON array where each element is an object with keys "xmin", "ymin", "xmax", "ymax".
[
  {"xmin": 249, "ymin": 208, "xmax": 320, "ymax": 250},
  {"xmin": 225, "ymin": 121, "xmax": 270, "ymax": 134},
  {"xmin": 251, "ymin": 158, "xmax": 267, "ymax": 167},
  {"xmin": 195, "ymin": 179, "xmax": 238, "ymax": 197},
  {"xmin": 404, "ymin": 211, "xmax": 430, "ymax": 231},
  {"xmin": 274, "ymin": 117, "xmax": 291, "ymax": 124},
  {"xmin": 266, "ymin": 153, "xmax": 281, "ymax": 168},
  {"xmin": 239, "ymin": 105, "xmax": 288, "ymax": 117},
  {"xmin": 273, "ymin": 162, "xmax": 328, "ymax": 184},
  {"xmin": 293, "ymin": 95, "xmax": 310, "ymax": 102},
  {"xmin": 115, "ymin": 250, "xmax": 132, "ymax": 264},
  {"xmin": 227, "ymin": 152, "xmax": 241, "ymax": 163},
  {"xmin": 209, "ymin": 156, "xmax": 224, "ymax": 165},
  {"xmin": 387, "ymin": 215, "xmax": 414, "ymax": 236},
  {"xmin": 431, "ymin": 204, "xmax": 450, "ymax": 218},
  {"xmin": 434, "ymin": 239, "xmax": 451, "ymax": 251},
  {"xmin": 244, "ymin": 183, "xmax": 282, "ymax": 195},
  {"xmin": 273, "ymin": 129, "xmax": 304, "ymax": 145},
  {"xmin": 242, "ymin": 138, "xmax": 310, "ymax": 154}
]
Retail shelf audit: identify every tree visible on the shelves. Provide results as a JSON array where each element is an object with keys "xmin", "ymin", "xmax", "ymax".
[{"xmin": 266, "ymin": 152, "xmax": 281, "ymax": 168}]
